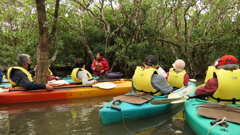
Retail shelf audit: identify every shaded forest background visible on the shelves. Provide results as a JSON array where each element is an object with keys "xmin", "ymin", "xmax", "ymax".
[{"xmin": 0, "ymin": 0, "xmax": 239, "ymax": 79}]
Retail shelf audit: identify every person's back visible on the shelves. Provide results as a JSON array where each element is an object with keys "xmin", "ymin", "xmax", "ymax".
[
  {"xmin": 7, "ymin": 54, "xmax": 53, "ymax": 91},
  {"xmin": 166, "ymin": 59, "xmax": 189, "ymax": 88},
  {"xmin": 196, "ymin": 55, "xmax": 240, "ymax": 104},
  {"xmin": 132, "ymin": 55, "xmax": 173, "ymax": 96},
  {"xmin": 71, "ymin": 58, "xmax": 97, "ymax": 86}
]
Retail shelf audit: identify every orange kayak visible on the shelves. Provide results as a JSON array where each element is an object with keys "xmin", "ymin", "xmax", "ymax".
[{"xmin": 0, "ymin": 80, "xmax": 132, "ymax": 104}]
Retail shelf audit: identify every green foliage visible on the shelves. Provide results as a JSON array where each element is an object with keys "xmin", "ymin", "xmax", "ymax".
[{"xmin": 0, "ymin": 0, "xmax": 239, "ymax": 77}]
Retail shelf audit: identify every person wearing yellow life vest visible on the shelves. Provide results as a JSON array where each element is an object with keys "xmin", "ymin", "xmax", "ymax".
[
  {"xmin": 48, "ymin": 68, "xmax": 60, "ymax": 81},
  {"xmin": 71, "ymin": 58, "xmax": 97, "ymax": 86},
  {"xmin": 132, "ymin": 55, "xmax": 173, "ymax": 96},
  {"xmin": 204, "ymin": 58, "xmax": 219, "ymax": 83},
  {"xmin": 7, "ymin": 54, "xmax": 53, "ymax": 91},
  {"xmin": 195, "ymin": 55, "xmax": 240, "ymax": 104},
  {"xmin": 166, "ymin": 59, "xmax": 189, "ymax": 88}
]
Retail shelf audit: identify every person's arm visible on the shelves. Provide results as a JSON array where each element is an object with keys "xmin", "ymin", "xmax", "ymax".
[
  {"xmin": 29, "ymin": 70, "xmax": 35, "ymax": 76},
  {"xmin": 184, "ymin": 74, "xmax": 189, "ymax": 86},
  {"xmin": 91, "ymin": 60, "xmax": 96, "ymax": 71},
  {"xmin": 77, "ymin": 71, "xmax": 97, "ymax": 86},
  {"xmin": 102, "ymin": 59, "xmax": 110, "ymax": 72},
  {"xmin": 165, "ymin": 72, "xmax": 169, "ymax": 80},
  {"xmin": 152, "ymin": 74, "xmax": 173, "ymax": 95},
  {"xmin": 12, "ymin": 70, "xmax": 46, "ymax": 90},
  {"xmin": 48, "ymin": 76, "xmax": 57, "ymax": 81},
  {"xmin": 195, "ymin": 78, "xmax": 218, "ymax": 96}
]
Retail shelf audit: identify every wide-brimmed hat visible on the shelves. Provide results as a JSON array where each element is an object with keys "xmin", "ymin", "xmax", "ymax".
[
  {"xmin": 218, "ymin": 55, "xmax": 238, "ymax": 66},
  {"xmin": 172, "ymin": 59, "xmax": 185, "ymax": 71}
]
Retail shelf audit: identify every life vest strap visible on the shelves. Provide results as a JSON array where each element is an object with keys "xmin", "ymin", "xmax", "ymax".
[
  {"xmin": 134, "ymin": 89, "xmax": 160, "ymax": 95},
  {"xmin": 210, "ymin": 96, "xmax": 240, "ymax": 104}
]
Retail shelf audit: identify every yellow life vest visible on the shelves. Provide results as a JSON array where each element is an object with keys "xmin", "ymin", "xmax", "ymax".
[
  {"xmin": 167, "ymin": 68, "xmax": 186, "ymax": 88},
  {"xmin": 132, "ymin": 66, "xmax": 162, "ymax": 96},
  {"xmin": 7, "ymin": 67, "xmax": 34, "ymax": 87},
  {"xmin": 208, "ymin": 69, "xmax": 240, "ymax": 104},
  {"xmin": 204, "ymin": 66, "xmax": 217, "ymax": 83},
  {"xmin": 48, "ymin": 69, "xmax": 53, "ymax": 76},
  {"xmin": 71, "ymin": 68, "xmax": 93, "ymax": 83}
]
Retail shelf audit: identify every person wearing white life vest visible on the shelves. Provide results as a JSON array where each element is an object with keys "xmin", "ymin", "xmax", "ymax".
[
  {"xmin": 195, "ymin": 55, "xmax": 240, "ymax": 104},
  {"xmin": 132, "ymin": 55, "xmax": 173, "ymax": 96},
  {"xmin": 71, "ymin": 58, "xmax": 97, "ymax": 86},
  {"xmin": 166, "ymin": 59, "xmax": 189, "ymax": 88}
]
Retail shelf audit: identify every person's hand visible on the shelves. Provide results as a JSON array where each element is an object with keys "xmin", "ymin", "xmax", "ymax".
[
  {"xmin": 100, "ymin": 70, "xmax": 104, "ymax": 73},
  {"xmin": 46, "ymin": 84, "xmax": 53, "ymax": 91},
  {"xmin": 93, "ymin": 80, "xmax": 98, "ymax": 83},
  {"xmin": 92, "ymin": 67, "xmax": 96, "ymax": 71},
  {"xmin": 34, "ymin": 65, "xmax": 37, "ymax": 71}
]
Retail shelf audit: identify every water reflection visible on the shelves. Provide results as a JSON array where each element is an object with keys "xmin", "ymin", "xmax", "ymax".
[
  {"xmin": 0, "ymin": 94, "xmax": 198, "ymax": 135},
  {"xmin": 101, "ymin": 105, "xmax": 184, "ymax": 135},
  {"xmin": 0, "ymin": 96, "xmax": 113, "ymax": 135}
]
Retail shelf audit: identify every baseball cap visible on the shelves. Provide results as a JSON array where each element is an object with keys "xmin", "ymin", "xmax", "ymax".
[{"xmin": 218, "ymin": 55, "xmax": 238, "ymax": 66}]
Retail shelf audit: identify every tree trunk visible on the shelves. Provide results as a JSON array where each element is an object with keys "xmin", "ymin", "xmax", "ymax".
[
  {"xmin": 79, "ymin": 5, "xmax": 95, "ymax": 62},
  {"xmin": 35, "ymin": 0, "xmax": 50, "ymax": 83}
]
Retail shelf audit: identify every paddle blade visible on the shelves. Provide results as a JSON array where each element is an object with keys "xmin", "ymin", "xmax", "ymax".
[
  {"xmin": 93, "ymin": 82, "xmax": 116, "ymax": 89},
  {"xmin": 0, "ymin": 88, "xmax": 9, "ymax": 92},
  {"xmin": 189, "ymin": 79, "xmax": 197, "ymax": 82}
]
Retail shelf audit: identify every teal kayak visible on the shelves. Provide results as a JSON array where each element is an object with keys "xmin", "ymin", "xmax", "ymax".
[
  {"xmin": 101, "ymin": 104, "xmax": 184, "ymax": 134},
  {"xmin": 184, "ymin": 87, "xmax": 240, "ymax": 135},
  {"xmin": 99, "ymin": 81, "xmax": 196, "ymax": 126},
  {"xmin": 0, "ymin": 82, "xmax": 11, "ymax": 88}
]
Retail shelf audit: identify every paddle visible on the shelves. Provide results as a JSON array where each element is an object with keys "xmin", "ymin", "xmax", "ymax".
[
  {"xmin": 189, "ymin": 78, "xmax": 197, "ymax": 82},
  {"xmin": 150, "ymin": 95, "xmax": 205, "ymax": 105},
  {"xmin": 66, "ymin": 78, "xmax": 132, "ymax": 85},
  {"xmin": 0, "ymin": 82, "xmax": 118, "ymax": 92}
]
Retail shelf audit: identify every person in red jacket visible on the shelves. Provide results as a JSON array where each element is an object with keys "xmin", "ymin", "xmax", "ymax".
[{"xmin": 91, "ymin": 52, "xmax": 110, "ymax": 80}]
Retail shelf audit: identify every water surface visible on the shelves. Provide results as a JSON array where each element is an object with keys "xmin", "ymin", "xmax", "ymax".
[{"xmin": 0, "ymin": 78, "xmax": 205, "ymax": 135}]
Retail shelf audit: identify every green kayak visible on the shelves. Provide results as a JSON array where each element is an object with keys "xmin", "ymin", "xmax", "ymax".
[{"xmin": 184, "ymin": 89, "xmax": 240, "ymax": 135}]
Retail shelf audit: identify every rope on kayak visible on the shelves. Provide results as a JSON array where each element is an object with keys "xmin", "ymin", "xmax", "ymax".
[
  {"xmin": 207, "ymin": 117, "xmax": 226, "ymax": 135},
  {"xmin": 110, "ymin": 100, "xmax": 134, "ymax": 134},
  {"xmin": 121, "ymin": 111, "xmax": 134, "ymax": 135}
]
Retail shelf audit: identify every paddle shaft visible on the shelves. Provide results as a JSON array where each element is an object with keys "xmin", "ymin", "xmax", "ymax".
[
  {"xmin": 3, "ymin": 81, "xmax": 122, "ymax": 92},
  {"xmin": 2, "ymin": 79, "xmax": 128, "ymax": 92},
  {"xmin": 68, "ymin": 78, "xmax": 131, "ymax": 85},
  {"xmin": 150, "ymin": 95, "xmax": 205, "ymax": 105},
  {"xmin": 3, "ymin": 85, "xmax": 92, "ymax": 92}
]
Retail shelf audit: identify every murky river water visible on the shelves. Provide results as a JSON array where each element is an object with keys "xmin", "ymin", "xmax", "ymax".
[{"xmin": 0, "ymin": 79, "xmax": 204, "ymax": 135}]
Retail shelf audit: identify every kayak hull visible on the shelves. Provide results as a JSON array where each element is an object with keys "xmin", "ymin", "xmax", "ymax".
[
  {"xmin": 100, "ymin": 104, "xmax": 184, "ymax": 135},
  {"xmin": 0, "ymin": 80, "xmax": 132, "ymax": 104},
  {"xmin": 106, "ymin": 72, "xmax": 123, "ymax": 79},
  {"xmin": 99, "ymin": 82, "xmax": 196, "ymax": 126},
  {"xmin": 184, "ymin": 87, "xmax": 240, "ymax": 135}
]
